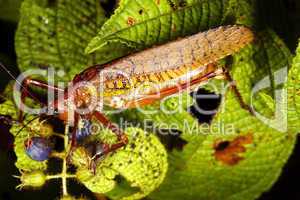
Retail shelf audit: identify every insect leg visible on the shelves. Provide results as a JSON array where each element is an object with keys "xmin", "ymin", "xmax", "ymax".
[
  {"xmin": 223, "ymin": 68, "xmax": 254, "ymax": 115},
  {"xmin": 93, "ymin": 111, "xmax": 128, "ymax": 152},
  {"xmin": 81, "ymin": 111, "xmax": 128, "ymax": 173},
  {"xmin": 18, "ymin": 78, "xmax": 64, "ymax": 122},
  {"xmin": 66, "ymin": 112, "xmax": 128, "ymax": 171},
  {"xmin": 23, "ymin": 78, "xmax": 64, "ymax": 92}
]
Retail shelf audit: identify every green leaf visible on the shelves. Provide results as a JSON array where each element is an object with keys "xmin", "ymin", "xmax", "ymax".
[
  {"xmin": 109, "ymin": 30, "xmax": 295, "ymax": 200},
  {"xmin": 287, "ymin": 39, "xmax": 300, "ymax": 133},
  {"xmin": 160, "ymin": 95, "xmax": 295, "ymax": 200},
  {"xmin": 223, "ymin": 0, "xmax": 255, "ymax": 27},
  {"xmin": 74, "ymin": 128, "xmax": 168, "ymax": 200},
  {"xmin": 0, "ymin": 0, "xmax": 22, "ymax": 23},
  {"xmin": 228, "ymin": 29, "xmax": 292, "ymax": 130},
  {"xmin": 231, "ymin": 29, "xmax": 292, "ymax": 98},
  {"xmin": 15, "ymin": 0, "xmax": 109, "ymax": 82},
  {"xmin": 85, "ymin": 0, "xmax": 255, "ymax": 54},
  {"xmin": 0, "ymin": 98, "xmax": 18, "ymax": 119}
]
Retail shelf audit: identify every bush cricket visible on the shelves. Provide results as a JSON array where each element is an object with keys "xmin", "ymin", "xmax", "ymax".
[{"xmin": 1, "ymin": 25, "xmax": 254, "ymax": 170}]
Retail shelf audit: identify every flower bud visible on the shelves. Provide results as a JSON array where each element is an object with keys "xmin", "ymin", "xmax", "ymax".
[{"xmin": 17, "ymin": 171, "xmax": 47, "ymax": 189}]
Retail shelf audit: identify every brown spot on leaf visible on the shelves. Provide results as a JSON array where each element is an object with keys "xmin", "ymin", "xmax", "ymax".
[
  {"xmin": 156, "ymin": 0, "xmax": 160, "ymax": 5},
  {"xmin": 127, "ymin": 17, "xmax": 136, "ymax": 26},
  {"xmin": 213, "ymin": 134, "xmax": 253, "ymax": 166}
]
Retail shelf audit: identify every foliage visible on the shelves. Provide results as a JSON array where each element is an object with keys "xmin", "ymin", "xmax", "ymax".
[
  {"xmin": 0, "ymin": 0, "xmax": 299, "ymax": 199},
  {"xmin": 287, "ymin": 39, "xmax": 300, "ymax": 133},
  {"xmin": 0, "ymin": 0, "xmax": 22, "ymax": 22},
  {"xmin": 15, "ymin": 0, "xmax": 108, "ymax": 82}
]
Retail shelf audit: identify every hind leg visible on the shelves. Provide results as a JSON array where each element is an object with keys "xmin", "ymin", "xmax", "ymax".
[
  {"xmin": 92, "ymin": 111, "xmax": 128, "ymax": 152},
  {"xmin": 222, "ymin": 68, "xmax": 254, "ymax": 115}
]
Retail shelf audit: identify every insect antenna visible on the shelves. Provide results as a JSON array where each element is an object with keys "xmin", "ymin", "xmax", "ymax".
[
  {"xmin": 0, "ymin": 62, "xmax": 44, "ymax": 105},
  {"xmin": 0, "ymin": 62, "xmax": 23, "ymax": 90}
]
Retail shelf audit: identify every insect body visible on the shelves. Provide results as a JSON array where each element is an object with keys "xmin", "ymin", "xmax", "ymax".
[
  {"xmin": 25, "ymin": 137, "xmax": 52, "ymax": 161},
  {"xmin": 14, "ymin": 25, "xmax": 253, "ymax": 165},
  {"xmin": 73, "ymin": 25, "xmax": 254, "ymax": 110}
]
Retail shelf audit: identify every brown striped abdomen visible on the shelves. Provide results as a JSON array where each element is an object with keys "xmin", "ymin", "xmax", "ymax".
[
  {"xmin": 87, "ymin": 25, "xmax": 253, "ymax": 100},
  {"xmin": 101, "ymin": 25, "xmax": 254, "ymax": 77}
]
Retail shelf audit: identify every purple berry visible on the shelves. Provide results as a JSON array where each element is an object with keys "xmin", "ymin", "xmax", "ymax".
[{"xmin": 25, "ymin": 137, "xmax": 52, "ymax": 161}]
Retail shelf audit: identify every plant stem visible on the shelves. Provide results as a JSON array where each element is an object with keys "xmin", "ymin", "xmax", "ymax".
[
  {"xmin": 62, "ymin": 123, "xmax": 70, "ymax": 196},
  {"xmin": 47, "ymin": 174, "xmax": 76, "ymax": 180},
  {"xmin": 50, "ymin": 152, "xmax": 65, "ymax": 159}
]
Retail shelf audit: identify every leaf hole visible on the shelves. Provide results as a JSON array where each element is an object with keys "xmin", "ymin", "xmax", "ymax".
[
  {"xmin": 156, "ymin": 129, "xmax": 187, "ymax": 151},
  {"xmin": 189, "ymin": 88, "xmax": 221, "ymax": 124}
]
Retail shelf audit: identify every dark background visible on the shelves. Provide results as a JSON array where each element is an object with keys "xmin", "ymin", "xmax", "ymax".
[{"xmin": 0, "ymin": 0, "xmax": 300, "ymax": 199}]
